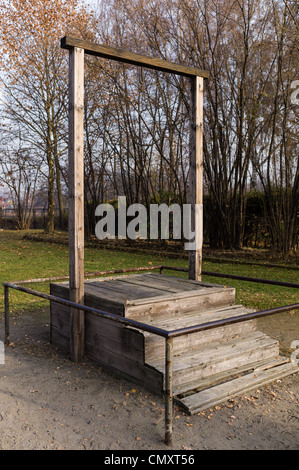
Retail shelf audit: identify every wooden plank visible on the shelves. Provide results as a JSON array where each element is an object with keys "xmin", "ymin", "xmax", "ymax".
[
  {"xmin": 188, "ymin": 76, "xmax": 204, "ymax": 282},
  {"xmin": 160, "ymin": 331, "xmax": 278, "ymax": 371},
  {"xmin": 50, "ymin": 284, "xmax": 141, "ymax": 357},
  {"xmin": 178, "ymin": 362, "xmax": 299, "ymax": 414},
  {"xmin": 152, "ymin": 332, "xmax": 279, "ymax": 386},
  {"xmin": 117, "ymin": 276, "xmax": 182, "ymax": 294},
  {"xmin": 50, "ymin": 325, "xmax": 70, "ymax": 352},
  {"xmin": 87, "ymin": 273, "xmax": 218, "ymax": 287},
  {"xmin": 51, "ymin": 279, "xmax": 134, "ymax": 310},
  {"xmin": 153, "ymin": 276, "xmax": 221, "ymax": 291},
  {"xmin": 50, "ymin": 280, "xmax": 235, "ymax": 320},
  {"xmin": 126, "ymin": 285, "xmax": 235, "ymax": 307},
  {"xmin": 84, "ymin": 273, "xmax": 156, "ymax": 283},
  {"xmin": 174, "ymin": 340, "xmax": 279, "ymax": 387},
  {"xmin": 85, "ymin": 313, "xmax": 145, "ymax": 352},
  {"xmin": 173, "ymin": 356, "xmax": 290, "ymax": 396},
  {"xmin": 85, "ymin": 312, "xmax": 145, "ymax": 364},
  {"xmin": 68, "ymin": 45, "xmax": 85, "ymax": 363},
  {"xmin": 50, "ymin": 301, "xmax": 70, "ymax": 352},
  {"xmin": 85, "ymin": 341, "xmax": 164, "ymax": 395},
  {"xmin": 84, "ymin": 283, "xmax": 129, "ymax": 303},
  {"xmin": 143, "ymin": 306, "xmax": 257, "ymax": 363},
  {"xmin": 61, "ymin": 36, "xmax": 209, "ymax": 78},
  {"xmin": 83, "ymin": 272, "xmax": 225, "ymax": 289},
  {"xmin": 86, "ymin": 280, "xmax": 166, "ymax": 300},
  {"xmin": 145, "ymin": 305, "xmax": 255, "ymax": 330},
  {"xmin": 51, "ymin": 282, "xmax": 126, "ymax": 315},
  {"xmin": 119, "ymin": 274, "xmax": 202, "ymax": 293},
  {"xmin": 49, "ymin": 283, "xmax": 69, "ymax": 299},
  {"xmin": 144, "ymin": 320, "xmax": 256, "ymax": 364},
  {"xmin": 50, "ymin": 301, "xmax": 70, "ymax": 332},
  {"xmin": 125, "ymin": 288, "xmax": 235, "ymax": 321},
  {"xmin": 50, "ymin": 285, "xmax": 70, "ymax": 351},
  {"xmin": 87, "ymin": 272, "xmax": 223, "ymax": 290},
  {"xmin": 149, "ymin": 273, "xmax": 225, "ymax": 289},
  {"xmin": 85, "ymin": 292, "xmax": 125, "ymax": 316}
]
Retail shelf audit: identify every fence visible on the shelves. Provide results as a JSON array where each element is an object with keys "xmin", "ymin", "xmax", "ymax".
[{"xmin": 3, "ymin": 265, "xmax": 299, "ymax": 446}]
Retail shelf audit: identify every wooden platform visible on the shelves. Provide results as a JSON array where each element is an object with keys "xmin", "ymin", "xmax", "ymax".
[
  {"xmin": 73, "ymin": 273, "xmax": 235, "ymax": 319},
  {"xmin": 50, "ymin": 273, "xmax": 299, "ymax": 410}
]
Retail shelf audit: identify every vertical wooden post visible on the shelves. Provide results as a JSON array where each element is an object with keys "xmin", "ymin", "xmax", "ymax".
[
  {"xmin": 68, "ymin": 46, "xmax": 85, "ymax": 362},
  {"xmin": 188, "ymin": 76, "xmax": 204, "ymax": 281}
]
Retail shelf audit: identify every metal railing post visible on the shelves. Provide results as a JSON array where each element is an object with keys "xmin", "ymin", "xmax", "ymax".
[
  {"xmin": 165, "ymin": 336, "xmax": 173, "ymax": 446},
  {"xmin": 4, "ymin": 285, "xmax": 10, "ymax": 346}
]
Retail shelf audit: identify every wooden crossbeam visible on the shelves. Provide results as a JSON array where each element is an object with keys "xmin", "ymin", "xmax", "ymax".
[{"xmin": 61, "ymin": 36, "xmax": 209, "ymax": 78}]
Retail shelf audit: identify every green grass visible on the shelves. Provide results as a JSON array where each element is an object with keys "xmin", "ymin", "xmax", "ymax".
[{"xmin": 0, "ymin": 230, "xmax": 298, "ymax": 315}]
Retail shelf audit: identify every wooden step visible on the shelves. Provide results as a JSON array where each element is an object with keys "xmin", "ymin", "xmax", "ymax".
[
  {"xmin": 176, "ymin": 360, "xmax": 299, "ymax": 414},
  {"xmin": 124, "ymin": 283, "xmax": 235, "ymax": 322},
  {"xmin": 173, "ymin": 356, "xmax": 290, "ymax": 396},
  {"xmin": 150, "ymin": 331, "xmax": 280, "ymax": 387},
  {"xmin": 144, "ymin": 305, "xmax": 256, "ymax": 362}
]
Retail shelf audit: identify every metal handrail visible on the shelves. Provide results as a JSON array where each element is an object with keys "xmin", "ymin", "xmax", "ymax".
[
  {"xmin": 160, "ymin": 265, "xmax": 299, "ymax": 289},
  {"xmin": 3, "ymin": 281, "xmax": 170, "ymax": 342}
]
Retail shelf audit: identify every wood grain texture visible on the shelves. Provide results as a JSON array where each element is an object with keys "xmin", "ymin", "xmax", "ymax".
[
  {"xmin": 143, "ymin": 306, "xmax": 257, "ymax": 363},
  {"xmin": 49, "ymin": 275, "xmax": 293, "ymax": 405},
  {"xmin": 125, "ymin": 288, "xmax": 235, "ymax": 322},
  {"xmin": 68, "ymin": 46, "xmax": 85, "ymax": 362},
  {"xmin": 49, "ymin": 283, "xmax": 164, "ymax": 394},
  {"xmin": 178, "ymin": 362, "xmax": 298, "ymax": 414},
  {"xmin": 61, "ymin": 36, "xmax": 209, "ymax": 78},
  {"xmin": 151, "ymin": 331, "xmax": 279, "ymax": 386},
  {"xmin": 188, "ymin": 76, "xmax": 204, "ymax": 282}
]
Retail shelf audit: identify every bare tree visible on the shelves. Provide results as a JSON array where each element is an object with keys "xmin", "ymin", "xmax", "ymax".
[
  {"xmin": 0, "ymin": 0, "xmax": 92, "ymax": 232},
  {"xmin": 0, "ymin": 143, "xmax": 41, "ymax": 230}
]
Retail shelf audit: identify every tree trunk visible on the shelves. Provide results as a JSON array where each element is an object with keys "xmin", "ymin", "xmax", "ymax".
[{"xmin": 46, "ymin": 150, "xmax": 55, "ymax": 233}]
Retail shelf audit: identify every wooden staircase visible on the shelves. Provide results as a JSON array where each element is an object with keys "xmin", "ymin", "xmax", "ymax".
[
  {"xmin": 50, "ymin": 273, "xmax": 298, "ymax": 414},
  {"xmin": 139, "ymin": 302, "xmax": 298, "ymax": 414}
]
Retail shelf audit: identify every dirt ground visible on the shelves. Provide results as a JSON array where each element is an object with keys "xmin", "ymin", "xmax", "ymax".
[{"xmin": 0, "ymin": 308, "xmax": 299, "ymax": 451}]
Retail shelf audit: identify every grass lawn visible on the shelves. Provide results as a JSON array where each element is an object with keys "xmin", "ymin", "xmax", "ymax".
[{"xmin": 0, "ymin": 229, "xmax": 298, "ymax": 315}]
